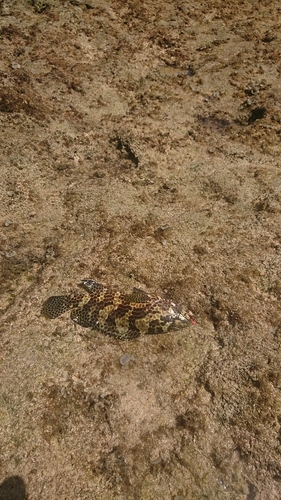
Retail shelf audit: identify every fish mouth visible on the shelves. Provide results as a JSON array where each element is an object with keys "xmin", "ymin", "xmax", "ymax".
[
  {"xmin": 178, "ymin": 309, "xmax": 196, "ymax": 325},
  {"xmin": 169, "ymin": 311, "xmax": 196, "ymax": 330},
  {"xmin": 188, "ymin": 312, "xmax": 196, "ymax": 325}
]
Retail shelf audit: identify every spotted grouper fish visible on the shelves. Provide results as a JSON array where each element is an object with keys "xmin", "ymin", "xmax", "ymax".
[{"xmin": 42, "ymin": 279, "xmax": 196, "ymax": 340}]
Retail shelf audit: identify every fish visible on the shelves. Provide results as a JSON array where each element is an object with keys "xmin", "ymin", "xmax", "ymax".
[{"xmin": 42, "ymin": 279, "xmax": 196, "ymax": 340}]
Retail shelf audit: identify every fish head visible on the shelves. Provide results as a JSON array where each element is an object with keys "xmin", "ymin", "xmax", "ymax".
[{"xmin": 166, "ymin": 302, "xmax": 196, "ymax": 330}]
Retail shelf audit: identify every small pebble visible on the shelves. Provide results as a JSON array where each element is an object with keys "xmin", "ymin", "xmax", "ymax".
[
  {"xmin": 119, "ymin": 353, "xmax": 135, "ymax": 367},
  {"xmin": 11, "ymin": 63, "xmax": 21, "ymax": 70},
  {"xmin": 3, "ymin": 251, "xmax": 16, "ymax": 258}
]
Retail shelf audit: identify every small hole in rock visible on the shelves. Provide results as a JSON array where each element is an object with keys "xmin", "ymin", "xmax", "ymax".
[{"xmin": 248, "ymin": 107, "xmax": 266, "ymax": 124}]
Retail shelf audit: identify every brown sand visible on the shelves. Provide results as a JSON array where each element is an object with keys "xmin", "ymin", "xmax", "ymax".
[{"xmin": 1, "ymin": 1, "xmax": 281, "ymax": 499}]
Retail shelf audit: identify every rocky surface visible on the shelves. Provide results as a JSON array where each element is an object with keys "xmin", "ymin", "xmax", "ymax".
[{"xmin": 1, "ymin": 1, "xmax": 281, "ymax": 499}]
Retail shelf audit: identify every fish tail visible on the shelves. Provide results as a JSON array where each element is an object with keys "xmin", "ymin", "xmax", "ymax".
[{"xmin": 42, "ymin": 295, "xmax": 72, "ymax": 319}]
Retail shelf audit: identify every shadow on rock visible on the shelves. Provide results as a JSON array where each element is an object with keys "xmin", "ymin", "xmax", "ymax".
[{"xmin": 0, "ymin": 476, "xmax": 27, "ymax": 500}]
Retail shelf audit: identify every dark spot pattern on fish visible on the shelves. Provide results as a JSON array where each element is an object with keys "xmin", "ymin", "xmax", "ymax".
[{"xmin": 42, "ymin": 279, "xmax": 196, "ymax": 340}]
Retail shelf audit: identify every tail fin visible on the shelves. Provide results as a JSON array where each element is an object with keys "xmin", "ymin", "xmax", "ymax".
[{"xmin": 42, "ymin": 295, "xmax": 71, "ymax": 319}]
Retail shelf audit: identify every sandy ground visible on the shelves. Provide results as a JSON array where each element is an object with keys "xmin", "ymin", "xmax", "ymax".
[{"xmin": 0, "ymin": 1, "xmax": 281, "ymax": 499}]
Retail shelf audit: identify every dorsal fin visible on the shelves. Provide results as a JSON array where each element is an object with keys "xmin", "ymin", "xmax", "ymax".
[
  {"xmin": 125, "ymin": 287, "xmax": 152, "ymax": 303},
  {"xmin": 79, "ymin": 279, "xmax": 105, "ymax": 294}
]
